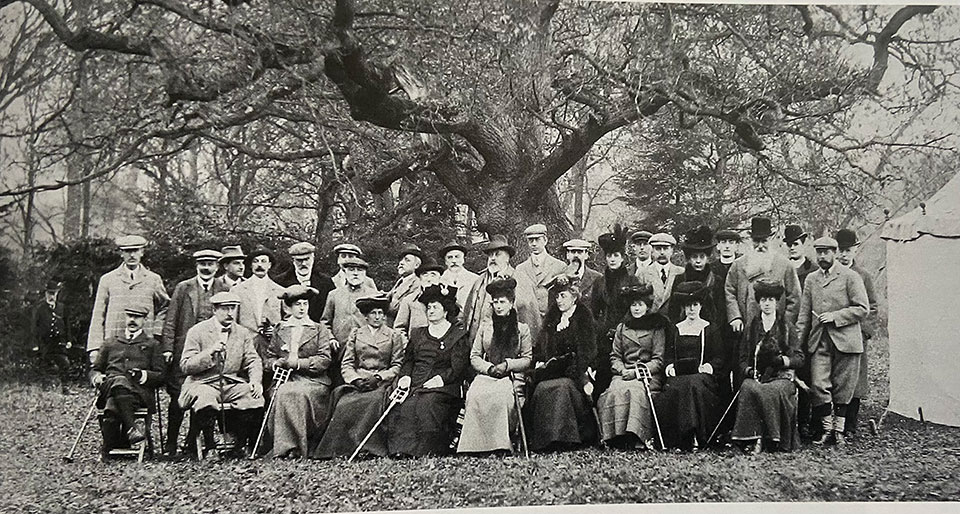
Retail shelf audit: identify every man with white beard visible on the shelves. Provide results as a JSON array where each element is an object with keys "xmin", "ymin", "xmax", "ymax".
[
  {"xmin": 331, "ymin": 243, "xmax": 378, "ymax": 291},
  {"xmin": 439, "ymin": 241, "xmax": 478, "ymax": 309},
  {"xmin": 275, "ymin": 241, "xmax": 335, "ymax": 322}
]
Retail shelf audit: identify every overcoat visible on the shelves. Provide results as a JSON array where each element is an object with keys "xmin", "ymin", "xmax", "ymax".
[
  {"xmin": 232, "ymin": 275, "xmax": 285, "ymax": 334},
  {"xmin": 590, "ymin": 266, "xmax": 642, "ymax": 333},
  {"xmin": 797, "ymin": 264, "xmax": 869, "ymax": 354},
  {"xmin": 273, "ymin": 267, "xmax": 335, "ymax": 323},
  {"xmin": 30, "ymin": 300, "xmax": 71, "ymax": 357},
  {"xmin": 738, "ymin": 315, "xmax": 804, "ymax": 384},
  {"xmin": 516, "ymin": 253, "xmax": 568, "ymax": 317},
  {"xmin": 320, "ymin": 284, "xmax": 378, "ymax": 347},
  {"xmin": 724, "ymin": 253, "xmax": 801, "ymax": 329},
  {"xmin": 532, "ymin": 302, "xmax": 597, "ymax": 387},
  {"xmin": 91, "ymin": 331, "xmax": 166, "ymax": 408},
  {"xmin": 440, "ymin": 267, "xmax": 479, "ymax": 308},
  {"xmin": 462, "ymin": 266, "xmax": 542, "ymax": 344},
  {"xmin": 179, "ymin": 318, "xmax": 263, "ymax": 390},
  {"xmin": 793, "ymin": 257, "xmax": 817, "ymax": 292},
  {"xmin": 636, "ymin": 262, "xmax": 686, "ymax": 313},
  {"xmin": 610, "ymin": 315, "xmax": 667, "ymax": 391},
  {"xmin": 262, "ymin": 322, "xmax": 334, "ymax": 385},
  {"xmin": 341, "ymin": 324, "xmax": 406, "ymax": 384},
  {"xmin": 161, "ymin": 277, "xmax": 229, "ymax": 363},
  {"xmin": 387, "ymin": 274, "xmax": 422, "ymax": 321},
  {"xmin": 87, "ymin": 264, "xmax": 170, "ymax": 352},
  {"xmin": 470, "ymin": 318, "xmax": 533, "ymax": 375}
]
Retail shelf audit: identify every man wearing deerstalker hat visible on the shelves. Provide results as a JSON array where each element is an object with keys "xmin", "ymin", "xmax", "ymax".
[{"xmin": 516, "ymin": 223, "xmax": 568, "ymax": 317}]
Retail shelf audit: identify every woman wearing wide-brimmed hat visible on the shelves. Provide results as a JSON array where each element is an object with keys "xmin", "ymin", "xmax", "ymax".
[
  {"xmin": 730, "ymin": 279, "xmax": 804, "ymax": 452},
  {"xmin": 387, "ymin": 284, "xmax": 470, "ymax": 457},
  {"xmin": 597, "ymin": 283, "xmax": 667, "ymax": 449},
  {"xmin": 261, "ymin": 285, "xmax": 334, "ymax": 459},
  {"xmin": 312, "ymin": 292, "xmax": 406, "ymax": 459},
  {"xmin": 666, "ymin": 225, "xmax": 726, "ymax": 326},
  {"xmin": 524, "ymin": 271, "xmax": 598, "ymax": 452},
  {"xmin": 654, "ymin": 281, "xmax": 725, "ymax": 450},
  {"xmin": 457, "ymin": 278, "xmax": 533, "ymax": 454}
]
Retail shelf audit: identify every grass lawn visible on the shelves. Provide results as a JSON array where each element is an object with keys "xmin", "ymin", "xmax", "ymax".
[{"xmin": 1, "ymin": 335, "xmax": 958, "ymax": 512}]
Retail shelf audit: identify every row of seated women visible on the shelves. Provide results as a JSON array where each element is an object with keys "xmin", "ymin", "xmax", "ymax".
[{"xmin": 259, "ymin": 272, "xmax": 802, "ymax": 459}]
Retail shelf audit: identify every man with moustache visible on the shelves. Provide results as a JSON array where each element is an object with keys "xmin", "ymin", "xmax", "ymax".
[
  {"xmin": 275, "ymin": 241, "xmax": 335, "ymax": 323},
  {"xmin": 562, "ymin": 238, "xmax": 603, "ymax": 309},
  {"xmin": 835, "ymin": 228, "xmax": 878, "ymax": 438},
  {"xmin": 395, "ymin": 257, "xmax": 447, "ymax": 336},
  {"xmin": 516, "ymin": 223, "xmax": 568, "ymax": 318},
  {"xmin": 797, "ymin": 237, "xmax": 869, "ymax": 446},
  {"xmin": 784, "ymin": 225, "xmax": 816, "ymax": 290},
  {"xmin": 160, "ymin": 249, "xmax": 229, "ymax": 455},
  {"xmin": 216, "ymin": 246, "xmax": 247, "ymax": 290},
  {"xmin": 179, "ymin": 292, "xmax": 264, "ymax": 456},
  {"xmin": 321, "ymin": 255, "xmax": 377, "ymax": 385},
  {"xmin": 439, "ymin": 241, "xmax": 478, "ymax": 308},
  {"xmin": 232, "ymin": 246, "xmax": 285, "ymax": 348},
  {"xmin": 462, "ymin": 234, "xmax": 542, "ymax": 342},
  {"xmin": 725, "ymin": 217, "xmax": 802, "ymax": 341},
  {"xmin": 386, "ymin": 244, "xmax": 424, "ymax": 322},
  {"xmin": 331, "ymin": 243, "xmax": 378, "ymax": 291},
  {"xmin": 87, "ymin": 235, "xmax": 170, "ymax": 365},
  {"xmin": 636, "ymin": 233, "xmax": 685, "ymax": 313},
  {"xmin": 626, "ymin": 230, "xmax": 654, "ymax": 279}
]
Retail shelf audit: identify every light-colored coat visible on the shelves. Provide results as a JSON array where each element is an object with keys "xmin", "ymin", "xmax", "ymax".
[
  {"xmin": 232, "ymin": 275, "xmax": 285, "ymax": 333},
  {"xmin": 341, "ymin": 325, "xmax": 406, "ymax": 384},
  {"xmin": 636, "ymin": 262, "xmax": 685, "ymax": 313},
  {"xmin": 387, "ymin": 273, "xmax": 421, "ymax": 320},
  {"xmin": 394, "ymin": 293, "xmax": 429, "ymax": 335},
  {"xmin": 332, "ymin": 270, "xmax": 378, "ymax": 291},
  {"xmin": 321, "ymin": 284, "xmax": 378, "ymax": 346},
  {"xmin": 263, "ymin": 322, "xmax": 334, "ymax": 385},
  {"xmin": 440, "ymin": 267, "xmax": 479, "ymax": 308},
  {"xmin": 470, "ymin": 319, "xmax": 534, "ymax": 374},
  {"xmin": 179, "ymin": 318, "xmax": 263, "ymax": 387},
  {"xmin": 516, "ymin": 253, "xmax": 567, "ymax": 317},
  {"xmin": 87, "ymin": 264, "xmax": 170, "ymax": 352},
  {"xmin": 463, "ymin": 266, "xmax": 542, "ymax": 344},
  {"xmin": 724, "ymin": 253, "xmax": 802, "ymax": 328},
  {"xmin": 797, "ymin": 264, "xmax": 870, "ymax": 354}
]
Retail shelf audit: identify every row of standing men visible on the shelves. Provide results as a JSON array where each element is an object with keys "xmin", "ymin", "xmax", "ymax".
[{"xmin": 79, "ymin": 216, "xmax": 875, "ymax": 458}]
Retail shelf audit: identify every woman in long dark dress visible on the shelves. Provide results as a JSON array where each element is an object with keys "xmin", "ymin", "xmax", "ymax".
[
  {"xmin": 312, "ymin": 293, "xmax": 405, "ymax": 459},
  {"xmin": 730, "ymin": 279, "xmax": 804, "ymax": 452},
  {"xmin": 654, "ymin": 281, "xmax": 725, "ymax": 450},
  {"xmin": 525, "ymin": 272, "xmax": 598, "ymax": 452},
  {"xmin": 387, "ymin": 284, "xmax": 470, "ymax": 457}
]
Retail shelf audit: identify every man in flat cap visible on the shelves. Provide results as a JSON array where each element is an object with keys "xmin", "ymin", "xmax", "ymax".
[
  {"xmin": 463, "ymin": 235, "xmax": 542, "ymax": 343},
  {"xmin": 321, "ymin": 255, "xmax": 378, "ymax": 385},
  {"xmin": 215, "ymin": 245, "xmax": 246, "ymax": 291},
  {"xmin": 87, "ymin": 235, "xmax": 170, "ymax": 365},
  {"xmin": 835, "ymin": 228, "xmax": 878, "ymax": 439},
  {"xmin": 784, "ymin": 225, "xmax": 816, "ymax": 291},
  {"xmin": 159, "ymin": 248, "xmax": 229, "ymax": 455},
  {"xmin": 626, "ymin": 230, "xmax": 654, "ymax": 279},
  {"xmin": 725, "ymin": 217, "xmax": 801, "ymax": 341},
  {"xmin": 394, "ymin": 257, "xmax": 446, "ymax": 336},
  {"xmin": 561, "ymin": 238, "xmax": 603, "ymax": 309},
  {"xmin": 30, "ymin": 279, "xmax": 76, "ymax": 391},
  {"xmin": 635, "ymin": 233, "xmax": 685, "ymax": 312},
  {"xmin": 179, "ymin": 292, "xmax": 264, "ymax": 456},
  {"xmin": 332, "ymin": 243, "xmax": 377, "ymax": 291},
  {"xmin": 275, "ymin": 241, "xmax": 335, "ymax": 323},
  {"xmin": 90, "ymin": 302, "xmax": 166, "ymax": 458},
  {"xmin": 516, "ymin": 223, "xmax": 567, "ymax": 318},
  {"xmin": 439, "ymin": 241, "xmax": 478, "ymax": 308},
  {"xmin": 797, "ymin": 236, "xmax": 869, "ymax": 446},
  {"xmin": 387, "ymin": 243, "xmax": 424, "ymax": 323}
]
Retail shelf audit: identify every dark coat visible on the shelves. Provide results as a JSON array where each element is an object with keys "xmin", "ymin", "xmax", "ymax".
[
  {"xmin": 590, "ymin": 266, "xmax": 641, "ymax": 334},
  {"xmin": 738, "ymin": 315, "xmax": 803, "ymax": 385},
  {"xmin": 400, "ymin": 324, "xmax": 471, "ymax": 396},
  {"xmin": 30, "ymin": 300, "xmax": 71, "ymax": 357},
  {"xmin": 91, "ymin": 332, "xmax": 166, "ymax": 408},
  {"xmin": 665, "ymin": 265, "xmax": 727, "ymax": 325},
  {"xmin": 664, "ymin": 321, "xmax": 725, "ymax": 378},
  {"xmin": 532, "ymin": 301, "xmax": 597, "ymax": 388},
  {"xmin": 793, "ymin": 257, "xmax": 816, "ymax": 292},
  {"xmin": 161, "ymin": 277, "xmax": 230, "ymax": 374},
  {"xmin": 273, "ymin": 266, "xmax": 335, "ymax": 323}
]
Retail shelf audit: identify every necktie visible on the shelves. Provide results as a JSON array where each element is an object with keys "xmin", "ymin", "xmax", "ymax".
[
  {"xmin": 203, "ymin": 283, "xmax": 209, "ymax": 292},
  {"xmin": 661, "ymin": 268, "xmax": 667, "ymax": 284}
]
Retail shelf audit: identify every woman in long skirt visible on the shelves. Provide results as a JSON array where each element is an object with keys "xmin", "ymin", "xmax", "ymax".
[
  {"xmin": 458, "ymin": 278, "xmax": 533, "ymax": 454},
  {"xmin": 654, "ymin": 281, "xmax": 725, "ymax": 450},
  {"xmin": 262, "ymin": 285, "xmax": 333, "ymax": 459},
  {"xmin": 597, "ymin": 284, "xmax": 667, "ymax": 449},
  {"xmin": 312, "ymin": 293, "xmax": 405, "ymax": 459},
  {"xmin": 730, "ymin": 279, "xmax": 804, "ymax": 452},
  {"xmin": 387, "ymin": 284, "xmax": 470, "ymax": 457},
  {"xmin": 525, "ymin": 271, "xmax": 598, "ymax": 452}
]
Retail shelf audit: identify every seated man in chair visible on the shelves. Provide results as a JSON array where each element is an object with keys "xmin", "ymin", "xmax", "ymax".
[
  {"xmin": 90, "ymin": 303, "xmax": 166, "ymax": 458},
  {"xmin": 179, "ymin": 292, "xmax": 264, "ymax": 457}
]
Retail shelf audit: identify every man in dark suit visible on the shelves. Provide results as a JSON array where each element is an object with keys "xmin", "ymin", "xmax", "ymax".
[
  {"xmin": 160, "ymin": 249, "xmax": 228, "ymax": 455},
  {"xmin": 30, "ymin": 279, "xmax": 75, "ymax": 390},
  {"xmin": 274, "ymin": 241, "xmax": 335, "ymax": 323},
  {"xmin": 785, "ymin": 224, "xmax": 816, "ymax": 290},
  {"xmin": 797, "ymin": 236, "xmax": 870, "ymax": 446}
]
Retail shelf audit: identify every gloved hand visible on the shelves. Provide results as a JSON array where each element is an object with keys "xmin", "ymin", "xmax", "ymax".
[
  {"xmin": 745, "ymin": 367, "xmax": 756, "ymax": 380},
  {"xmin": 91, "ymin": 374, "xmax": 105, "ymax": 389},
  {"xmin": 621, "ymin": 368, "xmax": 637, "ymax": 381},
  {"xmin": 352, "ymin": 378, "xmax": 371, "ymax": 391},
  {"xmin": 698, "ymin": 363, "xmax": 714, "ymax": 374},
  {"xmin": 665, "ymin": 364, "xmax": 676, "ymax": 378},
  {"xmin": 398, "ymin": 376, "xmax": 412, "ymax": 389}
]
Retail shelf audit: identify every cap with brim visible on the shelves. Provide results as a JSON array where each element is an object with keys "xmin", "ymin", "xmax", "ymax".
[
  {"xmin": 356, "ymin": 292, "xmax": 390, "ymax": 314},
  {"xmin": 210, "ymin": 291, "xmax": 242, "ymax": 306},
  {"xmin": 399, "ymin": 243, "xmax": 424, "ymax": 260},
  {"xmin": 340, "ymin": 256, "xmax": 369, "ymax": 270},
  {"xmin": 835, "ymin": 229, "xmax": 860, "ymax": 250},
  {"xmin": 193, "ymin": 249, "xmax": 223, "ymax": 262},
  {"xmin": 620, "ymin": 283, "xmax": 654, "ymax": 304},
  {"xmin": 219, "ymin": 245, "xmax": 246, "ymax": 263},
  {"xmin": 630, "ymin": 230, "xmax": 653, "ymax": 243},
  {"xmin": 753, "ymin": 279, "xmax": 785, "ymax": 301},
  {"xmin": 783, "ymin": 224, "xmax": 808, "ymax": 244},
  {"xmin": 648, "ymin": 233, "xmax": 677, "ymax": 247},
  {"xmin": 116, "ymin": 235, "xmax": 148, "ymax": 250},
  {"xmin": 416, "ymin": 258, "xmax": 445, "ymax": 276},
  {"xmin": 481, "ymin": 235, "xmax": 515, "ymax": 257},
  {"xmin": 278, "ymin": 285, "xmax": 319, "ymax": 303},
  {"xmin": 288, "ymin": 242, "xmax": 316, "ymax": 257},
  {"xmin": 248, "ymin": 246, "xmax": 274, "ymax": 262},
  {"xmin": 333, "ymin": 243, "xmax": 363, "ymax": 257},
  {"xmin": 44, "ymin": 279, "xmax": 63, "ymax": 291},
  {"xmin": 715, "ymin": 229, "xmax": 741, "ymax": 243},
  {"xmin": 523, "ymin": 224, "xmax": 548, "ymax": 238},
  {"xmin": 123, "ymin": 305, "xmax": 150, "ymax": 317},
  {"xmin": 671, "ymin": 280, "xmax": 707, "ymax": 306},
  {"xmin": 562, "ymin": 239, "xmax": 591, "ymax": 251},
  {"xmin": 438, "ymin": 241, "xmax": 468, "ymax": 258},
  {"xmin": 749, "ymin": 217, "xmax": 774, "ymax": 239},
  {"xmin": 813, "ymin": 237, "xmax": 839, "ymax": 250}
]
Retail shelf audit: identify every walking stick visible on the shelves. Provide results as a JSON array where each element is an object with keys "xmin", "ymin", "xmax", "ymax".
[
  {"xmin": 63, "ymin": 395, "xmax": 99, "ymax": 462},
  {"xmin": 707, "ymin": 388, "xmax": 741, "ymax": 446},
  {"xmin": 155, "ymin": 388, "xmax": 165, "ymax": 451},
  {"xmin": 348, "ymin": 386, "xmax": 409, "ymax": 463},
  {"xmin": 250, "ymin": 364, "xmax": 292, "ymax": 459},
  {"xmin": 509, "ymin": 372, "xmax": 529, "ymax": 458},
  {"xmin": 636, "ymin": 365, "xmax": 666, "ymax": 450}
]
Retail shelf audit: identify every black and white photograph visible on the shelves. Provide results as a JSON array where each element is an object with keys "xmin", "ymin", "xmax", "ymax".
[{"xmin": 0, "ymin": 0, "xmax": 958, "ymax": 511}]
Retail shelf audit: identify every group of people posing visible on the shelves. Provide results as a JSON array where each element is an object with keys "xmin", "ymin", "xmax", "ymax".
[{"xmin": 68, "ymin": 215, "xmax": 876, "ymax": 460}]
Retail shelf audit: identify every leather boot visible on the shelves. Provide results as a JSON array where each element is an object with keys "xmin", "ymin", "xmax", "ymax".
[
  {"xmin": 814, "ymin": 415, "xmax": 834, "ymax": 445},
  {"xmin": 834, "ymin": 416, "xmax": 847, "ymax": 446}
]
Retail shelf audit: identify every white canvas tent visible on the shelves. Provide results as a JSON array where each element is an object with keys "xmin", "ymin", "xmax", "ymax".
[{"xmin": 881, "ymin": 172, "xmax": 960, "ymax": 427}]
